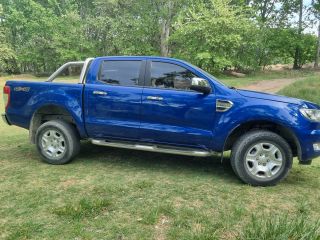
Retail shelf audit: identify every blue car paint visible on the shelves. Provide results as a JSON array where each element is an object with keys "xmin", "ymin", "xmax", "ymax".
[
  {"xmin": 5, "ymin": 81, "xmax": 86, "ymax": 137},
  {"xmin": 140, "ymin": 87, "xmax": 216, "ymax": 149},
  {"xmin": 84, "ymin": 84, "xmax": 143, "ymax": 140},
  {"xmin": 4, "ymin": 56, "xmax": 320, "ymax": 163}
]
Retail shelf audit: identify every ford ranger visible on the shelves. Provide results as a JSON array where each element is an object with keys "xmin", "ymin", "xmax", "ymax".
[{"xmin": 2, "ymin": 56, "xmax": 320, "ymax": 186}]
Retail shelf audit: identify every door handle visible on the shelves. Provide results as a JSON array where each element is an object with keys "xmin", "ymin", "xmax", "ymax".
[
  {"xmin": 147, "ymin": 96, "xmax": 163, "ymax": 101},
  {"xmin": 93, "ymin": 90, "xmax": 108, "ymax": 96}
]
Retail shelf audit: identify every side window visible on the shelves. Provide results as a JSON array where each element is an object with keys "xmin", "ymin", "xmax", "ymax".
[
  {"xmin": 150, "ymin": 62, "xmax": 199, "ymax": 90},
  {"xmin": 99, "ymin": 60, "xmax": 141, "ymax": 86}
]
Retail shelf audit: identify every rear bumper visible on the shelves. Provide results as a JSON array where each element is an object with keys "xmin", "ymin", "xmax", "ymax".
[{"xmin": 1, "ymin": 113, "xmax": 11, "ymax": 125}]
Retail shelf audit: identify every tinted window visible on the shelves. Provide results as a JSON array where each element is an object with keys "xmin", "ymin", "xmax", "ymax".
[
  {"xmin": 150, "ymin": 62, "xmax": 197, "ymax": 90},
  {"xmin": 99, "ymin": 61, "xmax": 141, "ymax": 86}
]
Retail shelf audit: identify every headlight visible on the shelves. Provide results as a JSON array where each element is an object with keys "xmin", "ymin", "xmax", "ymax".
[{"xmin": 300, "ymin": 108, "xmax": 320, "ymax": 122}]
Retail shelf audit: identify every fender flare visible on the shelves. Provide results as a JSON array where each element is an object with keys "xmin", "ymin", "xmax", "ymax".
[{"xmin": 221, "ymin": 120, "xmax": 302, "ymax": 162}]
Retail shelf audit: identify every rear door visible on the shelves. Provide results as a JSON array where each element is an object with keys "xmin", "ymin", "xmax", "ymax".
[
  {"xmin": 139, "ymin": 60, "xmax": 216, "ymax": 149},
  {"xmin": 84, "ymin": 58, "xmax": 145, "ymax": 140}
]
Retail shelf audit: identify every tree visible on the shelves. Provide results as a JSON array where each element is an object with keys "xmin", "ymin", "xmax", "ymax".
[
  {"xmin": 315, "ymin": 23, "xmax": 320, "ymax": 68},
  {"xmin": 172, "ymin": 0, "xmax": 256, "ymax": 72},
  {"xmin": 159, "ymin": 0, "xmax": 174, "ymax": 56},
  {"xmin": 0, "ymin": 4, "xmax": 17, "ymax": 74},
  {"xmin": 0, "ymin": 0, "xmax": 317, "ymax": 74},
  {"xmin": 293, "ymin": 0, "xmax": 304, "ymax": 69},
  {"xmin": 247, "ymin": 0, "xmax": 279, "ymax": 24},
  {"xmin": 312, "ymin": 0, "xmax": 320, "ymax": 68}
]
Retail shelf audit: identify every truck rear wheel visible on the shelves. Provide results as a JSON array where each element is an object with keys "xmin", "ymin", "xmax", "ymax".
[
  {"xmin": 231, "ymin": 130, "xmax": 293, "ymax": 186},
  {"xmin": 35, "ymin": 120, "xmax": 80, "ymax": 164}
]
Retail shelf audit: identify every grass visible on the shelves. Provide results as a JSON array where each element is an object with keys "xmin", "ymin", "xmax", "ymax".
[
  {"xmin": 1, "ymin": 73, "xmax": 320, "ymax": 239},
  {"xmin": 240, "ymin": 213, "xmax": 320, "ymax": 240},
  {"xmin": 52, "ymin": 197, "xmax": 112, "ymax": 220},
  {"xmin": 278, "ymin": 75, "xmax": 320, "ymax": 105},
  {"xmin": 218, "ymin": 69, "xmax": 317, "ymax": 88}
]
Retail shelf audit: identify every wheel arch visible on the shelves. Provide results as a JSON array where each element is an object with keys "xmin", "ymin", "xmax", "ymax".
[
  {"xmin": 29, "ymin": 104, "xmax": 81, "ymax": 144},
  {"xmin": 224, "ymin": 120, "xmax": 302, "ymax": 160}
]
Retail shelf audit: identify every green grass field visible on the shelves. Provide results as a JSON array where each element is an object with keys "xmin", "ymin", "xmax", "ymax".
[
  {"xmin": 278, "ymin": 75, "xmax": 320, "ymax": 105},
  {"xmin": 1, "ymin": 73, "xmax": 320, "ymax": 239},
  {"xmin": 219, "ymin": 69, "xmax": 317, "ymax": 88}
]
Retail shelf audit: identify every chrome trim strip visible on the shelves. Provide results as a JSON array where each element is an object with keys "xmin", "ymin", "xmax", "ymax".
[{"xmin": 91, "ymin": 139, "xmax": 215, "ymax": 157}]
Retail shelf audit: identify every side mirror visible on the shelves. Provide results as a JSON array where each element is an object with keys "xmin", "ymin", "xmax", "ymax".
[{"xmin": 190, "ymin": 77, "xmax": 211, "ymax": 94}]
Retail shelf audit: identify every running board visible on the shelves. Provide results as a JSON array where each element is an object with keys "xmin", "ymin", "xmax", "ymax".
[{"xmin": 91, "ymin": 139, "xmax": 215, "ymax": 157}]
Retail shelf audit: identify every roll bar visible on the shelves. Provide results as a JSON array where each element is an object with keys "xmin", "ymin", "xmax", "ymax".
[{"xmin": 46, "ymin": 58, "xmax": 94, "ymax": 83}]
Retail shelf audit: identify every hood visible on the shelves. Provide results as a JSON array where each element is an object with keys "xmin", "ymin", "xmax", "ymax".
[{"xmin": 236, "ymin": 89, "xmax": 317, "ymax": 108}]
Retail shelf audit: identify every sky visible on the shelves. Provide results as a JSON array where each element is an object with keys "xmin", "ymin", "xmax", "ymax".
[
  {"xmin": 274, "ymin": 0, "xmax": 317, "ymax": 34},
  {"xmin": 305, "ymin": 0, "xmax": 318, "ymax": 34}
]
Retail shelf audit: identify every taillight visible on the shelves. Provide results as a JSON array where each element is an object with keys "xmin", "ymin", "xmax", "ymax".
[{"xmin": 3, "ymin": 85, "xmax": 10, "ymax": 111}]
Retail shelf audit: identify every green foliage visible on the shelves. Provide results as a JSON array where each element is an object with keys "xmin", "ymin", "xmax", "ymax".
[
  {"xmin": 0, "ymin": 4, "xmax": 17, "ymax": 74},
  {"xmin": 258, "ymin": 28, "xmax": 317, "ymax": 67},
  {"xmin": 172, "ymin": 0, "xmax": 258, "ymax": 73},
  {"xmin": 0, "ymin": 43, "xmax": 17, "ymax": 74},
  {"xmin": 0, "ymin": 0, "xmax": 318, "ymax": 74}
]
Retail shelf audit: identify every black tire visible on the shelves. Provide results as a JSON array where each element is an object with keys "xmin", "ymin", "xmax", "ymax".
[
  {"xmin": 35, "ymin": 120, "xmax": 80, "ymax": 164},
  {"xmin": 231, "ymin": 130, "xmax": 293, "ymax": 186}
]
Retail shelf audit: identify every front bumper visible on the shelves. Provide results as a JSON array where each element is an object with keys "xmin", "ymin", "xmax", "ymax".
[
  {"xmin": 298, "ymin": 129, "xmax": 320, "ymax": 163},
  {"xmin": 1, "ymin": 113, "xmax": 11, "ymax": 125}
]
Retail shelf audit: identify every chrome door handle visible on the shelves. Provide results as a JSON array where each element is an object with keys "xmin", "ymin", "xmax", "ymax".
[
  {"xmin": 93, "ymin": 90, "xmax": 108, "ymax": 96},
  {"xmin": 147, "ymin": 96, "xmax": 163, "ymax": 101}
]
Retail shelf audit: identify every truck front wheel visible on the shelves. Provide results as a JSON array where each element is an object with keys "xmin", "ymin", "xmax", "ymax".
[
  {"xmin": 35, "ymin": 120, "xmax": 80, "ymax": 164},
  {"xmin": 231, "ymin": 130, "xmax": 293, "ymax": 186}
]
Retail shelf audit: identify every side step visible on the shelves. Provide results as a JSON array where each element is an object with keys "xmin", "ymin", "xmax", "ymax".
[{"xmin": 91, "ymin": 139, "xmax": 215, "ymax": 157}]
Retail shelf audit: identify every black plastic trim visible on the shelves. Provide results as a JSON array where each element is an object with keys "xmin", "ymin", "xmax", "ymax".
[{"xmin": 1, "ymin": 114, "xmax": 11, "ymax": 125}]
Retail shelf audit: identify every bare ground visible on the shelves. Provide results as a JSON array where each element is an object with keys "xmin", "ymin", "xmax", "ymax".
[
  {"xmin": 154, "ymin": 215, "xmax": 170, "ymax": 240},
  {"xmin": 243, "ymin": 78, "xmax": 299, "ymax": 93}
]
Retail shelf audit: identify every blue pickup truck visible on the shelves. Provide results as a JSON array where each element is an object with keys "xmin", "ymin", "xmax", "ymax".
[{"xmin": 2, "ymin": 56, "xmax": 320, "ymax": 186}]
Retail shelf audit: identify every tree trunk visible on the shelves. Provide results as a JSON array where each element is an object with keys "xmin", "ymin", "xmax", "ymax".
[
  {"xmin": 293, "ymin": 47, "xmax": 301, "ymax": 69},
  {"xmin": 315, "ymin": 21, "xmax": 320, "ymax": 68},
  {"xmin": 159, "ymin": 1, "xmax": 174, "ymax": 57},
  {"xmin": 293, "ymin": 0, "xmax": 303, "ymax": 69},
  {"xmin": 160, "ymin": 20, "xmax": 170, "ymax": 57}
]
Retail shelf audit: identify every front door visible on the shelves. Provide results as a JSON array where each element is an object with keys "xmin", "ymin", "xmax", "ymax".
[
  {"xmin": 140, "ymin": 60, "xmax": 216, "ymax": 149},
  {"xmin": 84, "ymin": 59, "xmax": 145, "ymax": 140}
]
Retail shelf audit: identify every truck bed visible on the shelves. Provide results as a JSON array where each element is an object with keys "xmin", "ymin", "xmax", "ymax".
[{"xmin": 5, "ymin": 81, "xmax": 85, "ymax": 136}]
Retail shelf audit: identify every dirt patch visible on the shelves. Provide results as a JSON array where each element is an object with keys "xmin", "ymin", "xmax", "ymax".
[
  {"xmin": 243, "ymin": 78, "xmax": 299, "ymax": 93},
  {"xmin": 60, "ymin": 178, "xmax": 85, "ymax": 188},
  {"xmin": 154, "ymin": 215, "xmax": 170, "ymax": 240}
]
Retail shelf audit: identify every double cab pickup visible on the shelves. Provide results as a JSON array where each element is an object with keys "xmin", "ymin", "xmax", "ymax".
[{"xmin": 2, "ymin": 56, "xmax": 320, "ymax": 186}]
